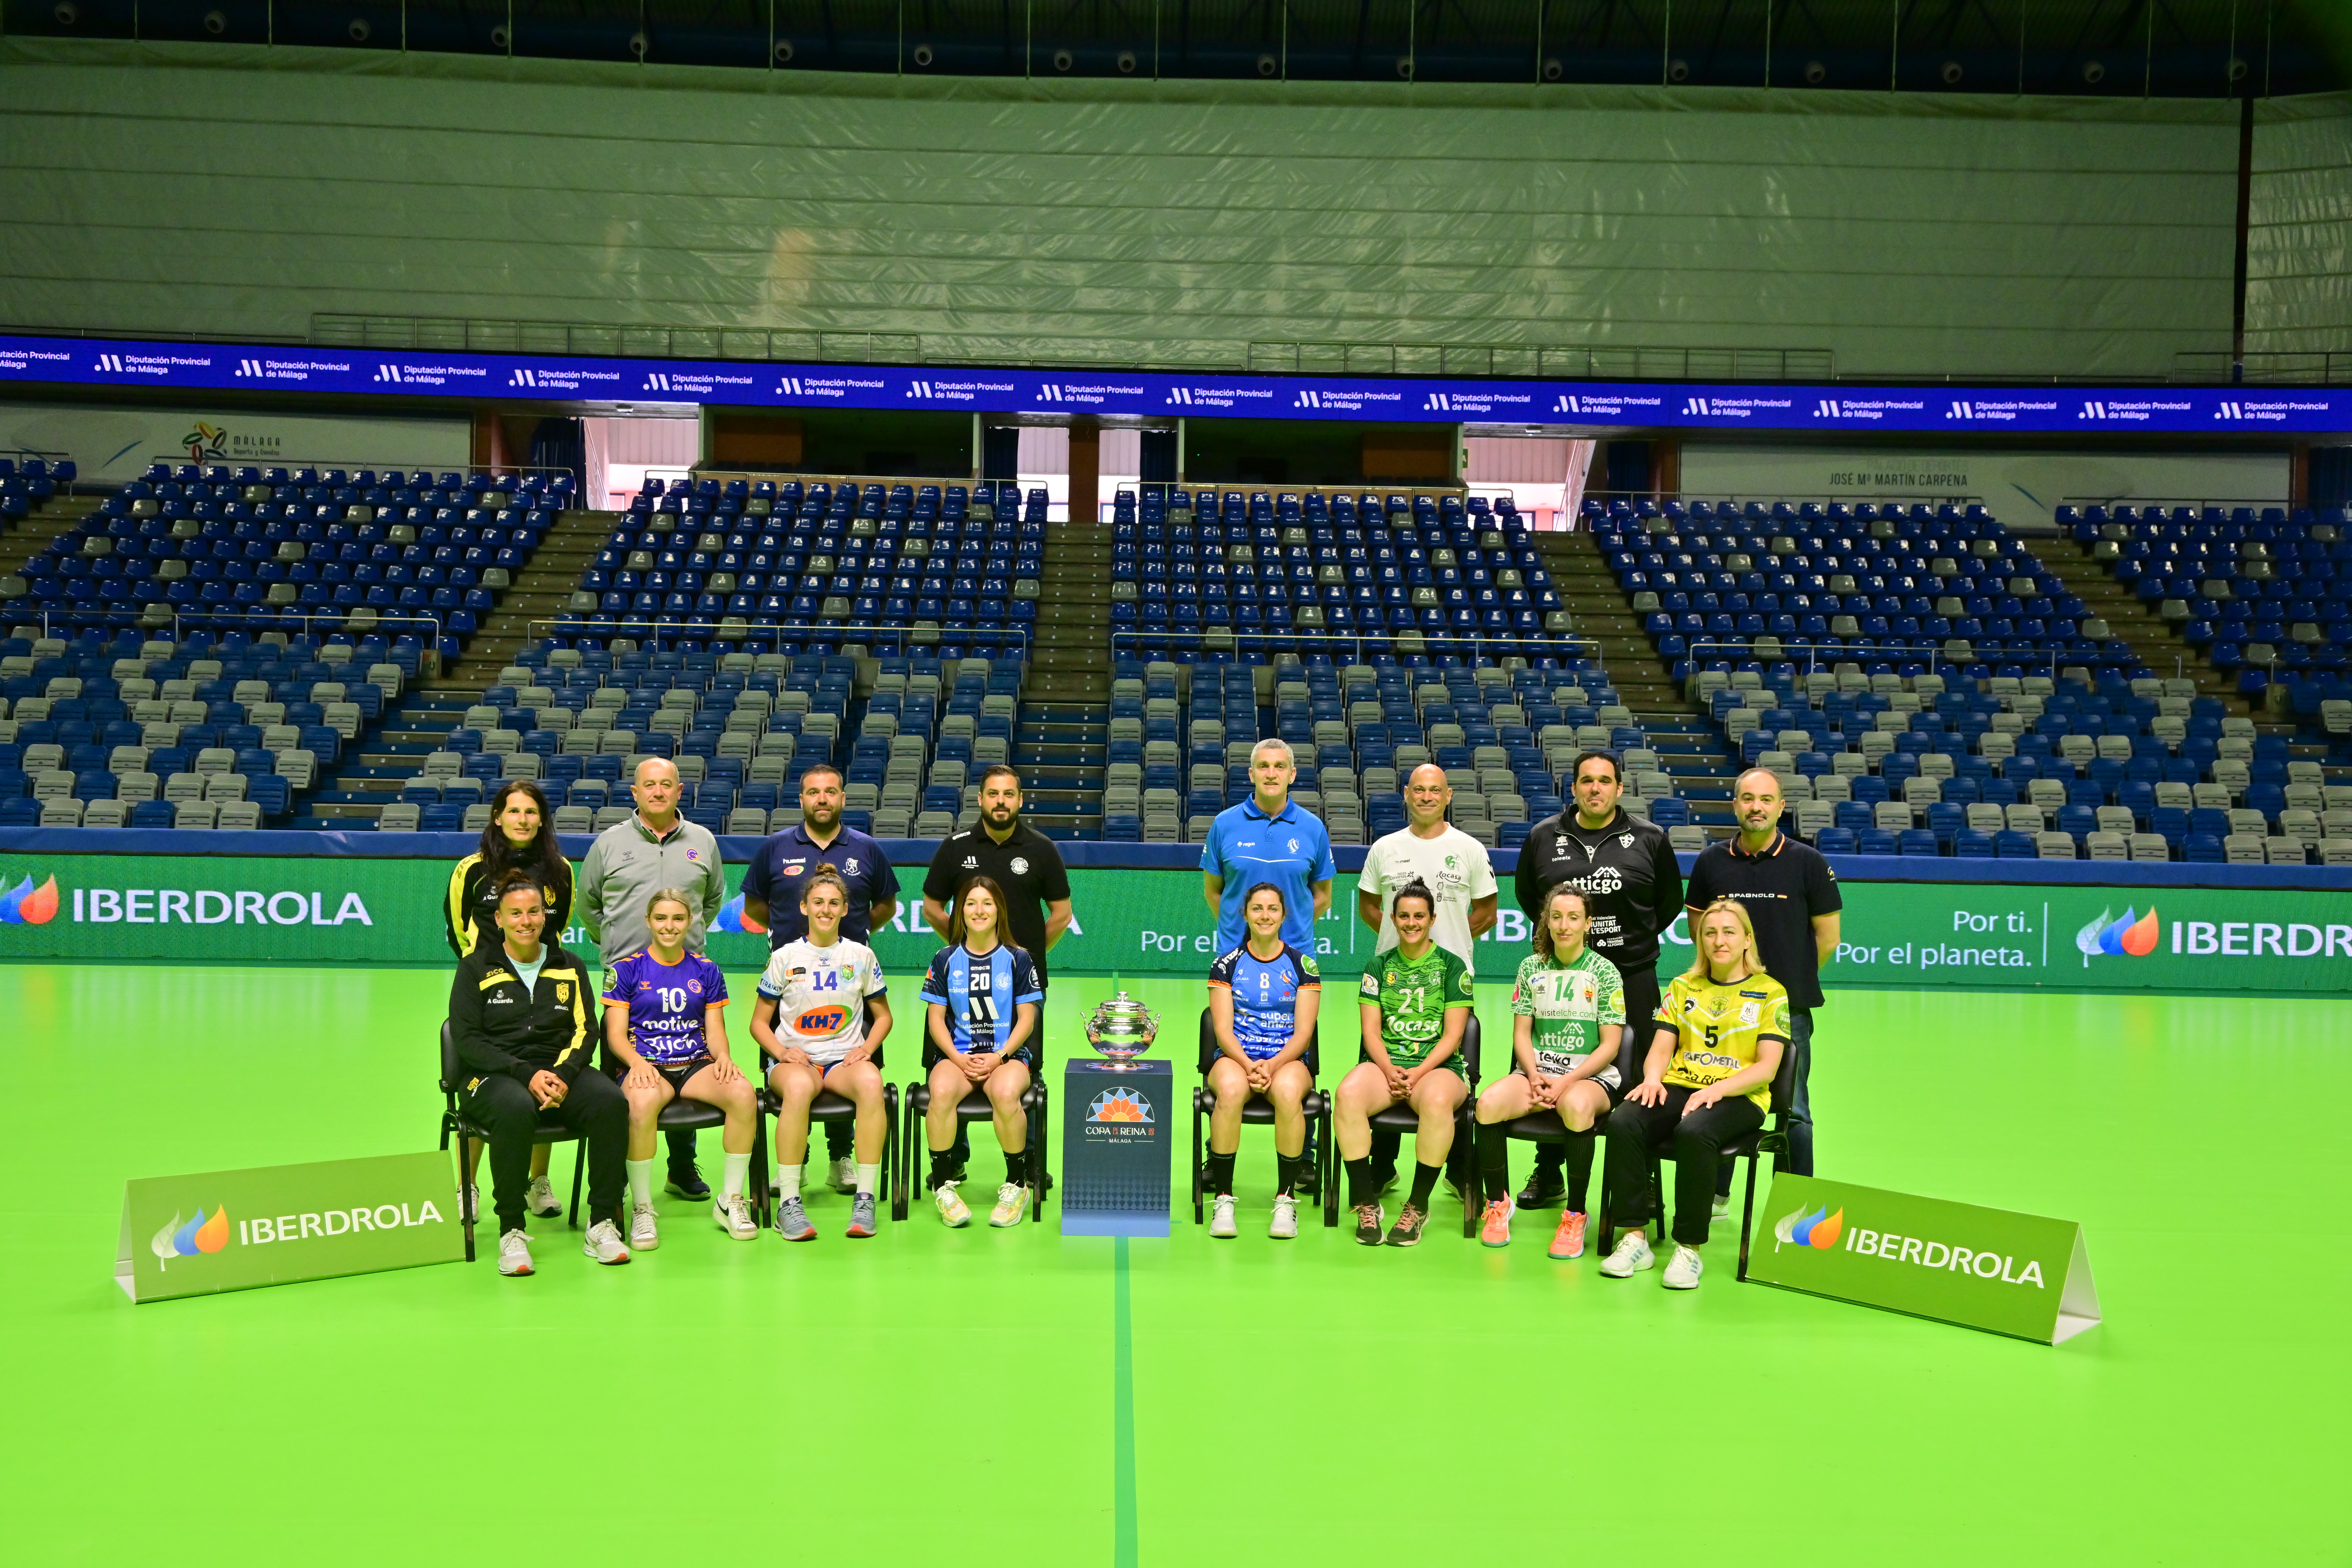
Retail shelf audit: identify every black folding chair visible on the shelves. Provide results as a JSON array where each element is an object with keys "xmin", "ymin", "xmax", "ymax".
[
  {"xmin": 1189, "ymin": 1008, "xmax": 1331, "ymax": 1226},
  {"xmin": 438, "ymin": 1020, "xmax": 585, "ymax": 1263},
  {"xmin": 1595, "ymin": 1039, "xmax": 1800, "ymax": 1282},
  {"xmin": 755, "ymin": 1040, "xmax": 894, "ymax": 1228},
  {"xmin": 1460, "ymin": 1028, "xmax": 1618, "ymax": 1220},
  {"xmin": 897, "ymin": 1023, "xmax": 1052, "ymax": 1223},
  {"xmin": 1344, "ymin": 1013, "xmax": 1481, "ymax": 1237}
]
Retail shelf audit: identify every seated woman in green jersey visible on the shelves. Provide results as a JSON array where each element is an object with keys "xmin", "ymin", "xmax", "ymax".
[
  {"xmin": 1204, "ymin": 882, "xmax": 1323, "ymax": 1242},
  {"xmin": 1334, "ymin": 880, "xmax": 1475, "ymax": 1249},
  {"xmin": 752, "ymin": 863, "xmax": 893, "ymax": 1243},
  {"xmin": 1473, "ymin": 884, "xmax": 1625, "ymax": 1257},
  {"xmin": 1599, "ymin": 896, "xmax": 1788, "ymax": 1291}
]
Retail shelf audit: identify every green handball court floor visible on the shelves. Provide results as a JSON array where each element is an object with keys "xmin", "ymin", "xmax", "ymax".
[{"xmin": 3, "ymin": 965, "xmax": 2347, "ymax": 1566}]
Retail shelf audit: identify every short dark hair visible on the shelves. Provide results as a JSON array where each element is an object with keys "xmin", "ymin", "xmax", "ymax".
[
  {"xmin": 492, "ymin": 868, "xmax": 545, "ymax": 906},
  {"xmin": 1241, "ymin": 880, "xmax": 1288, "ymax": 915},
  {"xmin": 1570, "ymin": 749, "xmax": 1622, "ymax": 785},
  {"xmin": 977, "ymin": 763, "xmax": 1022, "ymax": 792},
  {"xmin": 798, "ymin": 762, "xmax": 844, "ymax": 790}
]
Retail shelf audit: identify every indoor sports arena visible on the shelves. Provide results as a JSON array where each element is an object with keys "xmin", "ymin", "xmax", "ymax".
[{"xmin": 3, "ymin": 8, "xmax": 2349, "ymax": 1562}]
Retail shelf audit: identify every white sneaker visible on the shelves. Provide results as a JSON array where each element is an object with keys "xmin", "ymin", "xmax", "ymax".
[
  {"xmin": 628, "ymin": 1201, "xmax": 660, "ymax": 1251},
  {"xmin": 935, "ymin": 1182, "xmax": 971, "ymax": 1227},
  {"xmin": 461, "ymin": 1183, "xmax": 480, "ymax": 1222},
  {"xmin": 1268, "ymin": 1195, "xmax": 1299, "ymax": 1240},
  {"xmin": 582, "ymin": 1219, "xmax": 631, "ymax": 1265},
  {"xmin": 1599, "ymin": 1229, "xmax": 1655, "ymax": 1278},
  {"xmin": 526, "ymin": 1175, "xmax": 562, "ymax": 1218},
  {"xmin": 988, "ymin": 1183, "xmax": 1028, "ymax": 1227},
  {"xmin": 713, "ymin": 1194, "xmax": 758, "ymax": 1240},
  {"xmin": 1663, "ymin": 1244, "xmax": 1704, "ymax": 1290},
  {"xmin": 496, "ymin": 1228, "xmax": 533, "ymax": 1276},
  {"xmin": 830, "ymin": 1154, "xmax": 858, "ymax": 1193},
  {"xmin": 1208, "ymin": 1194, "xmax": 1238, "ymax": 1238},
  {"xmin": 1712, "ymin": 1191, "xmax": 1731, "ymax": 1222}
]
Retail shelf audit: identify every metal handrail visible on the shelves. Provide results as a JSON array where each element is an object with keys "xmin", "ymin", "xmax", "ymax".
[
  {"xmin": 1111, "ymin": 626, "xmax": 1604, "ymax": 669},
  {"xmin": 1685, "ymin": 638, "xmax": 2067, "ymax": 679},
  {"xmin": 528, "ymin": 616, "xmax": 1030, "ymax": 659}
]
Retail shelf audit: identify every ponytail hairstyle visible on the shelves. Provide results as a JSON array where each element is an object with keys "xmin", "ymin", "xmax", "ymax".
[
  {"xmin": 1390, "ymin": 878, "xmax": 1437, "ymax": 921},
  {"xmin": 800, "ymin": 861, "xmax": 852, "ymax": 908}
]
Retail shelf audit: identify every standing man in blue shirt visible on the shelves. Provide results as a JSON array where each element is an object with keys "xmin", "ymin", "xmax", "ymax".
[
  {"xmin": 1201, "ymin": 738, "xmax": 1337, "ymax": 955},
  {"xmin": 740, "ymin": 761, "xmax": 902, "ymax": 1192}
]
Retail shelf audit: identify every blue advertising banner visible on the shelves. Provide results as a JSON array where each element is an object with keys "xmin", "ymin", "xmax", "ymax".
[{"xmin": 3, "ymin": 334, "xmax": 2346, "ymax": 436}]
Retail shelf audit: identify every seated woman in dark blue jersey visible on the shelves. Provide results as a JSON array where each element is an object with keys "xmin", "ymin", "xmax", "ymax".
[
  {"xmin": 919, "ymin": 877, "xmax": 1045, "ymax": 1231},
  {"xmin": 1203, "ymin": 881, "xmax": 1323, "ymax": 1241}
]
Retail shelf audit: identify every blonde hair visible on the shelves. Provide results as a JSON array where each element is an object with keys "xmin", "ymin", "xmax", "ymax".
[
  {"xmin": 1682, "ymin": 897, "xmax": 1767, "ymax": 985},
  {"xmin": 644, "ymin": 886, "xmax": 696, "ymax": 922}
]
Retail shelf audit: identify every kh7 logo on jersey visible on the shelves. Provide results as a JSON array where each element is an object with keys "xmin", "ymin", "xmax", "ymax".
[
  {"xmin": 2075, "ymin": 906, "xmax": 2158, "ymax": 963},
  {"xmin": 795, "ymin": 1005, "xmax": 852, "ymax": 1034},
  {"xmin": 0, "ymin": 873, "xmax": 60, "ymax": 924}
]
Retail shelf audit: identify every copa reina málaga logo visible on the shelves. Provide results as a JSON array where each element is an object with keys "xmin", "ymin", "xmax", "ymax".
[
  {"xmin": 149, "ymin": 1195, "xmax": 445, "ymax": 1269},
  {"xmin": 1087, "ymin": 1088, "xmax": 1153, "ymax": 1125},
  {"xmin": 1774, "ymin": 1203, "xmax": 2046, "ymax": 1287},
  {"xmin": 0, "ymin": 867, "xmax": 372, "ymax": 928}
]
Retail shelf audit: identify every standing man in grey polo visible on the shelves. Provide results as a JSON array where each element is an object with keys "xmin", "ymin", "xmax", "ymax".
[{"xmin": 579, "ymin": 755, "xmax": 729, "ymax": 1201}]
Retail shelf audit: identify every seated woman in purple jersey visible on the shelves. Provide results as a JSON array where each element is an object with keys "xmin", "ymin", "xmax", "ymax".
[{"xmin": 601, "ymin": 887, "xmax": 759, "ymax": 1249}]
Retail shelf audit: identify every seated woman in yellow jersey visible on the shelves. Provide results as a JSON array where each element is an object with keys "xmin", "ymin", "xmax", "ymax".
[
  {"xmin": 1473, "ymin": 884, "xmax": 1625, "ymax": 1258},
  {"xmin": 1334, "ymin": 881, "xmax": 1475, "ymax": 1249},
  {"xmin": 601, "ymin": 889, "xmax": 762, "ymax": 1249},
  {"xmin": 1203, "ymin": 882, "xmax": 1323, "ymax": 1241},
  {"xmin": 919, "ymin": 877, "xmax": 1046, "ymax": 1229},
  {"xmin": 752, "ymin": 864, "xmax": 893, "ymax": 1242},
  {"xmin": 1598, "ymin": 897, "xmax": 1788, "ymax": 1290}
]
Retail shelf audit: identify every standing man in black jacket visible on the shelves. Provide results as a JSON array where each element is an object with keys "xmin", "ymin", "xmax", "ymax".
[
  {"xmin": 449, "ymin": 872, "xmax": 631, "ymax": 1276},
  {"xmin": 1509, "ymin": 749, "xmax": 1684, "ymax": 1214}
]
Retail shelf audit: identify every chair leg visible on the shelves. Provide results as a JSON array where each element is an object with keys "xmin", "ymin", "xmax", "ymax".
[
  {"xmin": 567, "ymin": 1139, "xmax": 586, "ymax": 1228},
  {"xmin": 881, "ymin": 1084, "xmax": 899, "ymax": 1225},
  {"xmin": 1597, "ymin": 1161, "xmax": 1614, "ymax": 1256},
  {"xmin": 1190, "ymin": 1090, "xmax": 1204, "ymax": 1226},
  {"xmin": 1027, "ymin": 1091, "xmax": 1045, "ymax": 1223},
  {"xmin": 893, "ymin": 1087, "xmax": 914, "ymax": 1223},
  {"xmin": 1737, "ymin": 1151, "xmax": 1760, "ymax": 1282},
  {"xmin": 455, "ymin": 1133, "xmax": 476, "ymax": 1262},
  {"xmin": 1321, "ymin": 1104, "xmax": 1339, "ymax": 1228},
  {"xmin": 1458, "ymin": 1106, "xmax": 1478, "ymax": 1239},
  {"xmin": 750, "ymin": 1118, "xmax": 771, "ymax": 1232}
]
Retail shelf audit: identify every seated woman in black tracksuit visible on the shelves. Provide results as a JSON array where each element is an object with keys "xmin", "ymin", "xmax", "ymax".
[{"xmin": 448, "ymin": 871, "xmax": 631, "ymax": 1277}]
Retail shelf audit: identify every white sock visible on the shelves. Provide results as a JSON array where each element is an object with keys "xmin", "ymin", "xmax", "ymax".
[
  {"xmin": 855, "ymin": 1163, "xmax": 881, "ymax": 1198},
  {"xmin": 776, "ymin": 1166, "xmax": 801, "ymax": 1201},
  {"xmin": 625, "ymin": 1159, "xmax": 653, "ymax": 1208},
  {"xmin": 722, "ymin": 1152, "xmax": 751, "ymax": 1201}
]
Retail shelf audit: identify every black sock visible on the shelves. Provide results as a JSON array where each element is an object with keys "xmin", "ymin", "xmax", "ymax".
[
  {"xmin": 1565, "ymin": 1130, "xmax": 1596, "ymax": 1213},
  {"xmin": 1531, "ymin": 1145, "xmax": 1564, "ymax": 1182},
  {"xmin": 1004, "ymin": 1146, "xmax": 1029, "ymax": 1188},
  {"xmin": 1344, "ymin": 1156, "xmax": 1374, "ymax": 1208},
  {"xmin": 929, "ymin": 1149, "xmax": 958, "ymax": 1189},
  {"xmin": 1206, "ymin": 1150, "xmax": 1236, "ymax": 1197},
  {"xmin": 1275, "ymin": 1153, "xmax": 1307, "ymax": 1197},
  {"xmin": 1477, "ymin": 1121, "xmax": 1511, "ymax": 1196},
  {"xmin": 1407, "ymin": 1159, "xmax": 1443, "ymax": 1211}
]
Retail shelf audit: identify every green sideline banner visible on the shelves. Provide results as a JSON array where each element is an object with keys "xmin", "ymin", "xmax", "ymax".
[
  {"xmin": 1744, "ymin": 1175, "xmax": 2101, "ymax": 1345},
  {"xmin": 3, "ymin": 852, "xmax": 2349, "ymax": 994},
  {"xmin": 118, "ymin": 1151, "xmax": 464, "ymax": 1304}
]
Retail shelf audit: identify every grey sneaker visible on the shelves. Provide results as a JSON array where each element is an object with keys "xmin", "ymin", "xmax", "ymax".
[
  {"xmin": 774, "ymin": 1195, "xmax": 816, "ymax": 1242},
  {"xmin": 847, "ymin": 1191, "xmax": 878, "ymax": 1238},
  {"xmin": 1712, "ymin": 1190, "xmax": 1731, "ymax": 1222},
  {"xmin": 496, "ymin": 1228, "xmax": 533, "ymax": 1276},
  {"xmin": 830, "ymin": 1154, "xmax": 858, "ymax": 1193},
  {"xmin": 581, "ymin": 1219, "xmax": 631, "ymax": 1265},
  {"xmin": 525, "ymin": 1174, "xmax": 562, "ymax": 1218},
  {"xmin": 627, "ymin": 1201, "xmax": 660, "ymax": 1251}
]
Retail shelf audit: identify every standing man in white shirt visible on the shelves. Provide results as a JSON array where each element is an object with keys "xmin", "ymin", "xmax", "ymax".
[{"xmin": 1355, "ymin": 762, "xmax": 1498, "ymax": 1191}]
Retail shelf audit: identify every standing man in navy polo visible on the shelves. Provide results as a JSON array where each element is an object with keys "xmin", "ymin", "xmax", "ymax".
[
  {"xmin": 1201, "ymin": 738, "xmax": 1336, "ymax": 956},
  {"xmin": 741, "ymin": 760, "xmax": 902, "ymax": 1192}
]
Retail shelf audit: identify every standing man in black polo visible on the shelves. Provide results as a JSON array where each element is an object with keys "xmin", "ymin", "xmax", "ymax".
[
  {"xmin": 1685, "ymin": 767, "xmax": 1841, "ymax": 1185},
  {"xmin": 1508, "ymin": 748, "xmax": 1683, "ymax": 1212},
  {"xmin": 741, "ymin": 761, "xmax": 902, "ymax": 1192},
  {"xmin": 922, "ymin": 764, "xmax": 1075, "ymax": 1180}
]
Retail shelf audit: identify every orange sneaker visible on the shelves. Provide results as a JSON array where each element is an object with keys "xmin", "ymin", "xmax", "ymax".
[
  {"xmin": 1549, "ymin": 1210, "xmax": 1588, "ymax": 1261},
  {"xmin": 1479, "ymin": 1197, "xmax": 1514, "ymax": 1248}
]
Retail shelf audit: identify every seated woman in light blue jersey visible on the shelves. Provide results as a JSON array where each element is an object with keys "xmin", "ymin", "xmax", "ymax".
[
  {"xmin": 1203, "ymin": 882, "xmax": 1323, "ymax": 1241},
  {"xmin": 918, "ymin": 877, "xmax": 1045, "ymax": 1231}
]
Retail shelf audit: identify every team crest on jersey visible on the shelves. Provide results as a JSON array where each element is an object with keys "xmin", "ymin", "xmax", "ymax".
[
  {"xmin": 1011, "ymin": 857, "xmax": 1029, "ymax": 875},
  {"xmin": 688, "ymin": 978, "xmax": 703, "ymax": 995},
  {"xmin": 1299, "ymin": 953, "xmax": 1319, "ymax": 977},
  {"xmin": 1287, "ymin": 838, "xmax": 1299, "ymax": 853},
  {"xmin": 845, "ymin": 858, "xmax": 861, "ymax": 874},
  {"xmin": 686, "ymin": 849, "xmax": 700, "ymax": 861},
  {"xmin": 1619, "ymin": 833, "xmax": 1635, "ymax": 848},
  {"xmin": 554, "ymin": 980, "xmax": 571, "ymax": 1003}
]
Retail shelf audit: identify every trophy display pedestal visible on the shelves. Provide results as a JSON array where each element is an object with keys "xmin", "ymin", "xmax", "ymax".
[{"xmin": 1060, "ymin": 1057, "xmax": 1173, "ymax": 1238}]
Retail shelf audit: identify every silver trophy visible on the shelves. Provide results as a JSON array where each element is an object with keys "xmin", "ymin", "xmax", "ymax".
[{"xmin": 1083, "ymin": 991, "xmax": 1160, "ymax": 1064}]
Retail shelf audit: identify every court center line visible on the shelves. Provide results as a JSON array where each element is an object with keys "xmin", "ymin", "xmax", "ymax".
[{"xmin": 1114, "ymin": 1235, "xmax": 1138, "ymax": 1567}]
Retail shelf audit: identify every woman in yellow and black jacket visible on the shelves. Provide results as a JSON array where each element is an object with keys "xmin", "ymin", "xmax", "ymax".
[
  {"xmin": 447, "ymin": 779, "xmax": 577, "ymax": 1208},
  {"xmin": 445, "ymin": 779, "xmax": 576, "ymax": 959}
]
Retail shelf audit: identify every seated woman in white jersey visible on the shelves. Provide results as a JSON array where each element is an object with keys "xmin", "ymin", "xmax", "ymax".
[
  {"xmin": 1473, "ymin": 884, "xmax": 1625, "ymax": 1258},
  {"xmin": 752, "ymin": 863, "xmax": 893, "ymax": 1242},
  {"xmin": 918, "ymin": 876, "xmax": 1045, "ymax": 1230},
  {"xmin": 1203, "ymin": 882, "xmax": 1323, "ymax": 1241},
  {"xmin": 601, "ymin": 888, "xmax": 761, "ymax": 1247}
]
